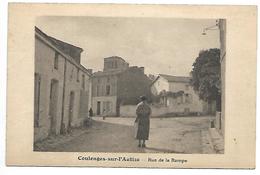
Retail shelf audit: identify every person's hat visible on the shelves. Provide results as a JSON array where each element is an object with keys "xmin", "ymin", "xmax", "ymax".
[{"xmin": 140, "ymin": 95, "xmax": 147, "ymax": 101}]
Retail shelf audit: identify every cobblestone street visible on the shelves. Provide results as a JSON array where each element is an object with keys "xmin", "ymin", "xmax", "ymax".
[{"xmin": 36, "ymin": 116, "xmax": 218, "ymax": 154}]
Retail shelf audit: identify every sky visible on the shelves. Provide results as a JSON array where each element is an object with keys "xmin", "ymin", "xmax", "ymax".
[{"xmin": 36, "ymin": 17, "xmax": 220, "ymax": 76}]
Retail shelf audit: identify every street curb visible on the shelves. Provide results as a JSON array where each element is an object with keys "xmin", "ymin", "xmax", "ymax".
[
  {"xmin": 201, "ymin": 130, "xmax": 215, "ymax": 154},
  {"xmin": 209, "ymin": 128, "xmax": 224, "ymax": 154}
]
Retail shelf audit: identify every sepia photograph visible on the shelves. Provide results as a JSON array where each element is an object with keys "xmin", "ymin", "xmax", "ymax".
[
  {"xmin": 6, "ymin": 4, "xmax": 256, "ymax": 168},
  {"xmin": 33, "ymin": 16, "xmax": 225, "ymax": 154}
]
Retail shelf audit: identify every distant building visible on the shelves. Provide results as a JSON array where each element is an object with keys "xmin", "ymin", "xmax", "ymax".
[
  {"xmin": 92, "ymin": 56, "xmax": 151, "ymax": 116},
  {"xmin": 34, "ymin": 27, "xmax": 92, "ymax": 142},
  {"xmin": 150, "ymin": 74, "xmax": 209, "ymax": 114}
]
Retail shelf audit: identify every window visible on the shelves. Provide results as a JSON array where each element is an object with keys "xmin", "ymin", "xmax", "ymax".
[
  {"xmin": 103, "ymin": 101, "xmax": 112, "ymax": 114},
  {"xmin": 178, "ymin": 95, "xmax": 184, "ymax": 105},
  {"xmin": 185, "ymin": 84, "xmax": 189, "ymax": 91},
  {"xmin": 111, "ymin": 61, "xmax": 114, "ymax": 68},
  {"xmin": 82, "ymin": 74, "xmax": 85, "ymax": 89},
  {"xmin": 34, "ymin": 73, "xmax": 41, "ymax": 127},
  {"xmin": 96, "ymin": 85, "xmax": 100, "ymax": 96},
  {"xmin": 101, "ymin": 85, "xmax": 105, "ymax": 95},
  {"xmin": 77, "ymin": 68, "xmax": 79, "ymax": 82},
  {"xmin": 185, "ymin": 94, "xmax": 193, "ymax": 104},
  {"xmin": 189, "ymin": 94, "xmax": 193, "ymax": 103},
  {"xmin": 185, "ymin": 94, "xmax": 189, "ymax": 103},
  {"xmin": 106, "ymin": 85, "xmax": 110, "ymax": 95},
  {"xmin": 114, "ymin": 61, "xmax": 118, "ymax": 68},
  {"xmin": 49, "ymin": 81, "xmax": 53, "ymax": 115},
  {"xmin": 54, "ymin": 52, "xmax": 59, "ymax": 69},
  {"xmin": 184, "ymin": 108, "xmax": 190, "ymax": 114},
  {"xmin": 107, "ymin": 77, "xmax": 110, "ymax": 83}
]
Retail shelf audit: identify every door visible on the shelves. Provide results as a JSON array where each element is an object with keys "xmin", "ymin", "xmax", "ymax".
[
  {"xmin": 97, "ymin": 101, "xmax": 101, "ymax": 115},
  {"xmin": 34, "ymin": 73, "xmax": 41, "ymax": 128},
  {"xmin": 184, "ymin": 108, "xmax": 190, "ymax": 114},
  {"xmin": 68, "ymin": 91, "xmax": 75, "ymax": 130},
  {"xmin": 49, "ymin": 79, "xmax": 59, "ymax": 135}
]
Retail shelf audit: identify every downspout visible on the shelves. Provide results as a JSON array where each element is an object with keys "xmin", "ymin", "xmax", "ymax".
[
  {"xmin": 89, "ymin": 76, "xmax": 92, "ymax": 109},
  {"xmin": 60, "ymin": 59, "xmax": 67, "ymax": 134}
]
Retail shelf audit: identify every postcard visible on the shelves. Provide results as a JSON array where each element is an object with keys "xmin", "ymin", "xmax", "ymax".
[{"xmin": 6, "ymin": 3, "xmax": 256, "ymax": 168}]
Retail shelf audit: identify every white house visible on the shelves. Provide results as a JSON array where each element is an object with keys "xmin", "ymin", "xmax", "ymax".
[{"xmin": 150, "ymin": 74, "xmax": 208, "ymax": 114}]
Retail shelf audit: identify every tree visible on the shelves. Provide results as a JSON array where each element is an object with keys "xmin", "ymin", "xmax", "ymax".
[{"xmin": 190, "ymin": 48, "xmax": 221, "ymax": 110}]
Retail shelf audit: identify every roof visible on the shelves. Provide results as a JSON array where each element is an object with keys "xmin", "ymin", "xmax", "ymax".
[
  {"xmin": 104, "ymin": 56, "xmax": 127, "ymax": 63},
  {"xmin": 93, "ymin": 69, "xmax": 125, "ymax": 77},
  {"xmin": 150, "ymin": 74, "xmax": 191, "ymax": 86},
  {"xmin": 159, "ymin": 74, "xmax": 191, "ymax": 83},
  {"xmin": 48, "ymin": 36, "xmax": 83, "ymax": 58},
  {"xmin": 35, "ymin": 26, "xmax": 92, "ymax": 76},
  {"xmin": 35, "ymin": 27, "xmax": 83, "ymax": 59}
]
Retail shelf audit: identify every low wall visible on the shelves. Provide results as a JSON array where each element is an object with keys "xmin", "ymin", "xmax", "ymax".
[{"xmin": 120, "ymin": 104, "xmax": 204, "ymax": 117}]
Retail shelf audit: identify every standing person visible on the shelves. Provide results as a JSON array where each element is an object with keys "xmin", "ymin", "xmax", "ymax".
[
  {"xmin": 135, "ymin": 95, "xmax": 151, "ymax": 148},
  {"xmin": 102, "ymin": 109, "xmax": 106, "ymax": 120},
  {"xmin": 88, "ymin": 107, "xmax": 93, "ymax": 118}
]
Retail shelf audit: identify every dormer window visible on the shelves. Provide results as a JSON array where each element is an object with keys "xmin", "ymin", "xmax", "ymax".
[
  {"xmin": 82, "ymin": 74, "xmax": 85, "ymax": 89},
  {"xmin": 77, "ymin": 68, "xmax": 79, "ymax": 82}
]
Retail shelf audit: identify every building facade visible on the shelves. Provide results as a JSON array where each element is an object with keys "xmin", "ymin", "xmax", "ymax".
[
  {"xmin": 92, "ymin": 56, "xmax": 151, "ymax": 117},
  {"xmin": 34, "ymin": 27, "xmax": 92, "ymax": 143},
  {"xmin": 151, "ymin": 74, "xmax": 208, "ymax": 114}
]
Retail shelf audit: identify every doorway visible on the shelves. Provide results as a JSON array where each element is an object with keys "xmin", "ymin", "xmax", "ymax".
[
  {"xmin": 34, "ymin": 73, "xmax": 41, "ymax": 128},
  {"xmin": 97, "ymin": 101, "xmax": 101, "ymax": 115},
  {"xmin": 68, "ymin": 91, "xmax": 75, "ymax": 131},
  {"xmin": 49, "ymin": 79, "xmax": 59, "ymax": 135}
]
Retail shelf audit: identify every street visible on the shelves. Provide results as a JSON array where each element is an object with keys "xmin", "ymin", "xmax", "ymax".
[{"xmin": 47, "ymin": 116, "xmax": 214, "ymax": 153}]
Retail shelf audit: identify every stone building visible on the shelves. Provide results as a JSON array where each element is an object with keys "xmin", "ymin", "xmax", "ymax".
[
  {"xmin": 34, "ymin": 27, "xmax": 92, "ymax": 142},
  {"xmin": 150, "ymin": 74, "xmax": 208, "ymax": 114},
  {"xmin": 92, "ymin": 56, "xmax": 151, "ymax": 116}
]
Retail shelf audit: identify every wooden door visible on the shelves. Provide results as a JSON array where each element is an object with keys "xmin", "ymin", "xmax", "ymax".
[
  {"xmin": 97, "ymin": 101, "xmax": 101, "ymax": 115},
  {"xmin": 49, "ymin": 79, "xmax": 59, "ymax": 135},
  {"xmin": 68, "ymin": 91, "xmax": 75, "ymax": 130}
]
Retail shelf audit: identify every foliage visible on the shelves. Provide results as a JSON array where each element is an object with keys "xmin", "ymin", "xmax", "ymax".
[
  {"xmin": 190, "ymin": 48, "xmax": 221, "ymax": 103},
  {"xmin": 150, "ymin": 90, "xmax": 185, "ymax": 104},
  {"xmin": 158, "ymin": 90, "xmax": 184, "ymax": 98},
  {"xmin": 119, "ymin": 93, "xmax": 153, "ymax": 105}
]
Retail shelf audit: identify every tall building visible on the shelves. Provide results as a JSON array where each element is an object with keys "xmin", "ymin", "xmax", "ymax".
[
  {"xmin": 34, "ymin": 27, "xmax": 92, "ymax": 142},
  {"xmin": 92, "ymin": 56, "xmax": 151, "ymax": 116}
]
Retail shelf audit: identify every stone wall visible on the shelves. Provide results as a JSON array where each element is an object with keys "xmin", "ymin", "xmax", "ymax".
[{"xmin": 120, "ymin": 103, "xmax": 206, "ymax": 117}]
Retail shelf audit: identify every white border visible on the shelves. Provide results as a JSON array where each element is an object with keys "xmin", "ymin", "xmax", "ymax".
[{"xmin": 0, "ymin": 0, "xmax": 259, "ymax": 175}]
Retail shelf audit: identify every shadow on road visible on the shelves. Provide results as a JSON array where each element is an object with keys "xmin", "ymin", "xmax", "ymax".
[
  {"xmin": 35, "ymin": 118, "xmax": 206, "ymax": 153},
  {"xmin": 42, "ymin": 120, "xmax": 143, "ymax": 152}
]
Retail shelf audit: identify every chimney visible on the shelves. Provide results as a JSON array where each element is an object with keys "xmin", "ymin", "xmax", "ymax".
[
  {"xmin": 140, "ymin": 67, "xmax": 144, "ymax": 74},
  {"xmin": 87, "ymin": 69, "xmax": 93, "ymax": 74}
]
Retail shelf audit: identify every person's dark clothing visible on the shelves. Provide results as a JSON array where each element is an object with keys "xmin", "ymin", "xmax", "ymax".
[
  {"xmin": 89, "ymin": 108, "xmax": 93, "ymax": 117},
  {"xmin": 135, "ymin": 101, "xmax": 151, "ymax": 140}
]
